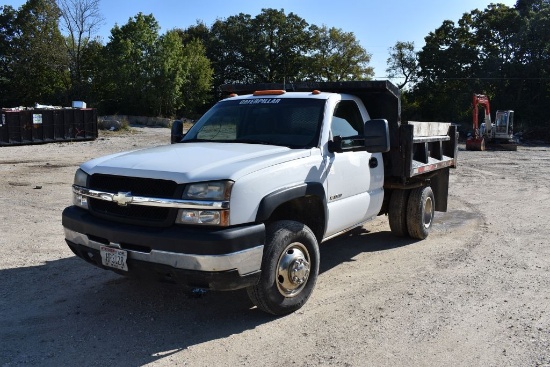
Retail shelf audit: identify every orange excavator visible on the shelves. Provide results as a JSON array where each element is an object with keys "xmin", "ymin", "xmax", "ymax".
[{"xmin": 466, "ymin": 94, "xmax": 517, "ymax": 151}]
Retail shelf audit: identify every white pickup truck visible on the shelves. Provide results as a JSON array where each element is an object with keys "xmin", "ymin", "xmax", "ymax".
[{"xmin": 62, "ymin": 81, "xmax": 457, "ymax": 315}]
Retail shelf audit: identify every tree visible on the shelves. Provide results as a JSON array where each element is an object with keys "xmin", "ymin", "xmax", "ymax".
[
  {"xmin": 308, "ymin": 25, "xmax": 373, "ymax": 82},
  {"xmin": 386, "ymin": 41, "xmax": 419, "ymax": 90},
  {"xmin": 410, "ymin": 2, "xmax": 550, "ymax": 128},
  {"xmin": 0, "ymin": 5, "xmax": 17, "ymax": 106},
  {"xmin": 151, "ymin": 29, "xmax": 186, "ymax": 117},
  {"xmin": 179, "ymin": 21, "xmax": 210, "ymax": 45},
  {"xmin": 10, "ymin": 0, "xmax": 68, "ymax": 106},
  {"xmin": 249, "ymin": 8, "xmax": 311, "ymax": 83},
  {"xmin": 78, "ymin": 39, "xmax": 106, "ymax": 107},
  {"xmin": 185, "ymin": 8, "xmax": 374, "ymax": 85},
  {"xmin": 101, "ymin": 14, "xmax": 213, "ymax": 117},
  {"xmin": 179, "ymin": 38, "xmax": 213, "ymax": 117},
  {"xmin": 208, "ymin": 13, "xmax": 255, "ymax": 85},
  {"xmin": 57, "ymin": 0, "xmax": 104, "ymax": 100},
  {"xmin": 103, "ymin": 13, "xmax": 159, "ymax": 115}
]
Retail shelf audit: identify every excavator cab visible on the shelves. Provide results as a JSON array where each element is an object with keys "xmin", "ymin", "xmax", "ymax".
[{"xmin": 494, "ymin": 110, "xmax": 514, "ymax": 138}]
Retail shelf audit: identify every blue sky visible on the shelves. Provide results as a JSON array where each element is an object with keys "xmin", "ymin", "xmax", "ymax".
[{"xmin": 5, "ymin": 0, "xmax": 517, "ymax": 78}]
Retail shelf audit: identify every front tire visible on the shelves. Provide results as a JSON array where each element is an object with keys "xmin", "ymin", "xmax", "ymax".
[
  {"xmin": 247, "ymin": 220, "xmax": 320, "ymax": 316},
  {"xmin": 406, "ymin": 186, "xmax": 435, "ymax": 240}
]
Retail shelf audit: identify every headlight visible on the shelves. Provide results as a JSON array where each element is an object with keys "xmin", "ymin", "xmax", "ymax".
[
  {"xmin": 72, "ymin": 169, "xmax": 89, "ymax": 209},
  {"xmin": 182, "ymin": 181, "xmax": 233, "ymax": 200},
  {"xmin": 177, "ymin": 180, "xmax": 233, "ymax": 226},
  {"xmin": 74, "ymin": 168, "xmax": 89, "ymax": 187},
  {"xmin": 176, "ymin": 209, "xmax": 229, "ymax": 226}
]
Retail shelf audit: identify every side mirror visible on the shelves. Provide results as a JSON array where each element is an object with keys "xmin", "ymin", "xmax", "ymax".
[
  {"xmin": 328, "ymin": 135, "xmax": 366, "ymax": 153},
  {"xmin": 171, "ymin": 120, "xmax": 185, "ymax": 144},
  {"xmin": 365, "ymin": 119, "xmax": 390, "ymax": 153}
]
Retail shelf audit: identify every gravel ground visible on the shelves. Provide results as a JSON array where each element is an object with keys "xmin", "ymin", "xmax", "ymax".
[{"xmin": 0, "ymin": 127, "xmax": 549, "ymax": 367}]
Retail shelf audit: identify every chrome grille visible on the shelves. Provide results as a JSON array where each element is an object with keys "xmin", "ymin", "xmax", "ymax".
[{"xmin": 87, "ymin": 174, "xmax": 180, "ymax": 226}]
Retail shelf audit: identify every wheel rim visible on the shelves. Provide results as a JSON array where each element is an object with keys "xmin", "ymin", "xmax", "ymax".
[
  {"xmin": 276, "ymin": 242, "xmax": 311, "ymax": 297},
  {"xmin": 423, "ymin": 196, "xmax": 434, "ymax": 228}
]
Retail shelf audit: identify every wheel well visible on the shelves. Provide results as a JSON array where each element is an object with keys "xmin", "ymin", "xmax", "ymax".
[{"xmin": 265, "ymin": 196, "xmax": 325, "ymax": 243}]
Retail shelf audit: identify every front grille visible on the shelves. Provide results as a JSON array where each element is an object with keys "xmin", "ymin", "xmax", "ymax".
[
  {"xmin": 87, "ymin": 174, "xmax": 181, "ymax": 226},
  {"xmin": 89, "ymin": 174, "xmax": 178, "ymax": 197},
  {"xmin": 89, "ymin": 200, "xmax": 170, "ymax": 222}
]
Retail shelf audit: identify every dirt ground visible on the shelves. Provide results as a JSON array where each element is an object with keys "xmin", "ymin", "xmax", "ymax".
[{"xmin": 1, "ymin": 127, "xmax": 549, "ymax": 367}]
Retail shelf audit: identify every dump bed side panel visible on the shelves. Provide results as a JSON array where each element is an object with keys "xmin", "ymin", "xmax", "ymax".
[{"xmin": 401, "ymin": 122, "xmax": 458, "ymax": 179}]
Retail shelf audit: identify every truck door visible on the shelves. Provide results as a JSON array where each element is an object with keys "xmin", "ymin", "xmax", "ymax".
[{"xmin": 325, "ymin": 99, "xmax": 384, "ymax": 236}]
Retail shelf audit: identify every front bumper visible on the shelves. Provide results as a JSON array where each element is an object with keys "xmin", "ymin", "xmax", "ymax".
[{"xmin": 62, "ymin": 206, "xmax": 265, "ymax": 290}]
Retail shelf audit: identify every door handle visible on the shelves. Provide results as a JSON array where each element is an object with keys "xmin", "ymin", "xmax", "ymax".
[{"xmin": 369, "ymin": 157, "xmax": 378, "ymax": 168}]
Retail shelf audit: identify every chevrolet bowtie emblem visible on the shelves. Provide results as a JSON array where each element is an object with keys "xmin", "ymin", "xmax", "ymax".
[{"xmin": 112, "ymin": 192, "xmax": 133, "ymax": 206}]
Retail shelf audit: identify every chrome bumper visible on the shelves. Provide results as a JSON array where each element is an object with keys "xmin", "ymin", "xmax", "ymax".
[{"xmin": 64, "ymin": 228, "xmax": 263, "ymax": 276}]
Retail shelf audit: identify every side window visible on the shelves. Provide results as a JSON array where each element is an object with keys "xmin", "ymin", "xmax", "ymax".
[{"xmin": 332, "ymin": 100, "xmax": 364, "ymax": 147}]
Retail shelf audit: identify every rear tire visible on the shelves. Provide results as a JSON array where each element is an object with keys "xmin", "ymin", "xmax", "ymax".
[
  {"xmin": 247, "ymin": 220, "xmax": 320, "ymax": 316},
  {"xmin": 388, "ymin": 189, "xmax": 410, "ymax": 237},
  {"xmin": 406, "ymin": 186, "xmax": 435, "ymax": 240}
]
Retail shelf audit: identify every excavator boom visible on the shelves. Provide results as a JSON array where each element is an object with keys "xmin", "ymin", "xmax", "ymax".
[{"xmin": 467, "ymin": 94, "xmax": 491, "ymax": 150}]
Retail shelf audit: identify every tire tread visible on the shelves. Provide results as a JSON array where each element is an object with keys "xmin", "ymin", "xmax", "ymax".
[{"xmin": 389, "ymin": 189, "xmax": 410, "ymax": 237}]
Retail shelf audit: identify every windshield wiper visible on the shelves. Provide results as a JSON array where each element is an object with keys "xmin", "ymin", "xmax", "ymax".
[
  {"xmin": 181, "ymin": 138, "xmax": 213, "ymax": 143},
  {"xmin": 233, "ymin": 138, "xmax": 275, "ymax": 145}
]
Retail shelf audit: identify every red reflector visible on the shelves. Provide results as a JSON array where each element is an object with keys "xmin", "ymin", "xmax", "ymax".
[{"xmin": 253, "ymin": 90, "xmax": 286, "ymax": 96}]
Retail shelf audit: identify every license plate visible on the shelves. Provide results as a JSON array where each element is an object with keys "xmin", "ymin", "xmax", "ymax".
[{"xmin": 100, "ymin": 246, "xmax": 128, "ymax": 271}]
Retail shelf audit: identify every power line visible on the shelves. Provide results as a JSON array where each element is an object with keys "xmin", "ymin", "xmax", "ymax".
[{"xmin": 438, "ymin": 77, "xmax": 550, "ymax": 80}]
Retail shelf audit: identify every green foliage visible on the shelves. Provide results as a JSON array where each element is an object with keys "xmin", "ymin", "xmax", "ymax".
[
  {"xmin": 6, "ymin": 1, "xmax": 548, "ymax": 128},
  {"xmin": 0, "ymin": 5, "xmax": 17, "ymax": 105},
  {"xmin": 0, "ymin": 4, "xmax": 372, "ymax": 115},
  {"xmin": 179, "ymin": 38, "xmax": 213, "ymax": 117},
  {"xmin": 151, "ymin": 30, "xmax": 187, "ymax": 116},
  {"xmin": 0, "ymin": 0, "xmax": 68, "ymax": 107},
  {"xmin": 408, "ymin": 2, "xmax": 550, "ymax": 129},
  {"xmin": 308, "ymin": 25, "xmax": 373, "ymax": 81},
  {"xmin": 79, "ymin": 39, "xmax": 106, "ymax": 106},
  {"xmin": 58, "ymin": 0, "xmax": 104, "ymax": 101},
  {"xmin": 99, "ymin": 13, "xmax": 213, "ymax": 117},
  {"xmin": 250, "ymin": 9, "xmax": 311, "ymax": 82},
  {"xmin": 386, "ymin": 41, "xmax": 418, "ymax": 90},
  {"xmin": 186, "ymin": 8, "xmax": 373, "ymax": 86},
  {"xmin": 208, "ymin": 13, "xmax": 255, "ymax": 84},
  {"xmin": 103, "ymin": 13, "xmax": 159, "ymax": 115}
]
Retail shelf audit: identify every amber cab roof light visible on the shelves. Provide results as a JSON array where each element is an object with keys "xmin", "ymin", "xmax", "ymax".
[
  {"xmin": 253, "ymin": 90, "xmax": 286, "ymax": 96},
  {"xmin": 312, "ymin": 90, "xmax": 321, "ymax": 95}
]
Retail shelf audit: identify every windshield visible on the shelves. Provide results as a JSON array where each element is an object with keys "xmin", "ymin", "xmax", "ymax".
[{"xmin": 182, "ymin": 98, "xmax": 325, "ymax": 148}]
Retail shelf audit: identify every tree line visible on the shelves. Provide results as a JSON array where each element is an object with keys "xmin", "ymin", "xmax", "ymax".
[
  {"xmin": 389, "ymin": 0, "xmax": 550, "ymax": 130},
  {"xmin": 0, "ymin": 0, "xmax": 549, "ymax": 130},
  {"xmin": 0, "ymin": 1, "xmax": 372, "ymax": 117}
]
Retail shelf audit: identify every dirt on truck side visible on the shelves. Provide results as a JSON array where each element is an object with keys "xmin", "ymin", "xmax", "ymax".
[{"xmin": 0, "ymin": 126, "xmax": 549, "ymax": 367}]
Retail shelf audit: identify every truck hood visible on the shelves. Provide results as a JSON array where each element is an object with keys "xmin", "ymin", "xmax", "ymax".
[{"xmin": 81, "ymin": 142, "xmax": 312, "ymax": 183}]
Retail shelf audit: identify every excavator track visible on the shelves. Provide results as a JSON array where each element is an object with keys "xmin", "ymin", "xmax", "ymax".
[{"xmin": 487, "ymin": 142, "xmax": 518, "ymax": 151}]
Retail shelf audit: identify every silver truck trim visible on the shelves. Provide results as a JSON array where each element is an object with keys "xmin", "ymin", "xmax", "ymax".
[
  {"xmin": 321, "ymin": 217, "xmax": 374, "ymax": 243},
  {"xmin": 64, "ymin": 228, "xmax": 263, "ymax": 275},
  {"xmin": 73, "ymin": 185, "xmax": 229, "ymax": 210}
]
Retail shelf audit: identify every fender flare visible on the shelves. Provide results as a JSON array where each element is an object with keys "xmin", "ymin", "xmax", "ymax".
[{"xmin": 255, "ymin": 182, "xmax": 327, "ymax": 223}]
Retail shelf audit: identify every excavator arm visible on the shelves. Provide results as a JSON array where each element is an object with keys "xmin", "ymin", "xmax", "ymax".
[
  {"xmin": 467, "ymin": 94, "xmax": 492, "ymax": 150},
  {"xmin": 472, "ymin": 94, "xmax": 492, "ymax": 137}
]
